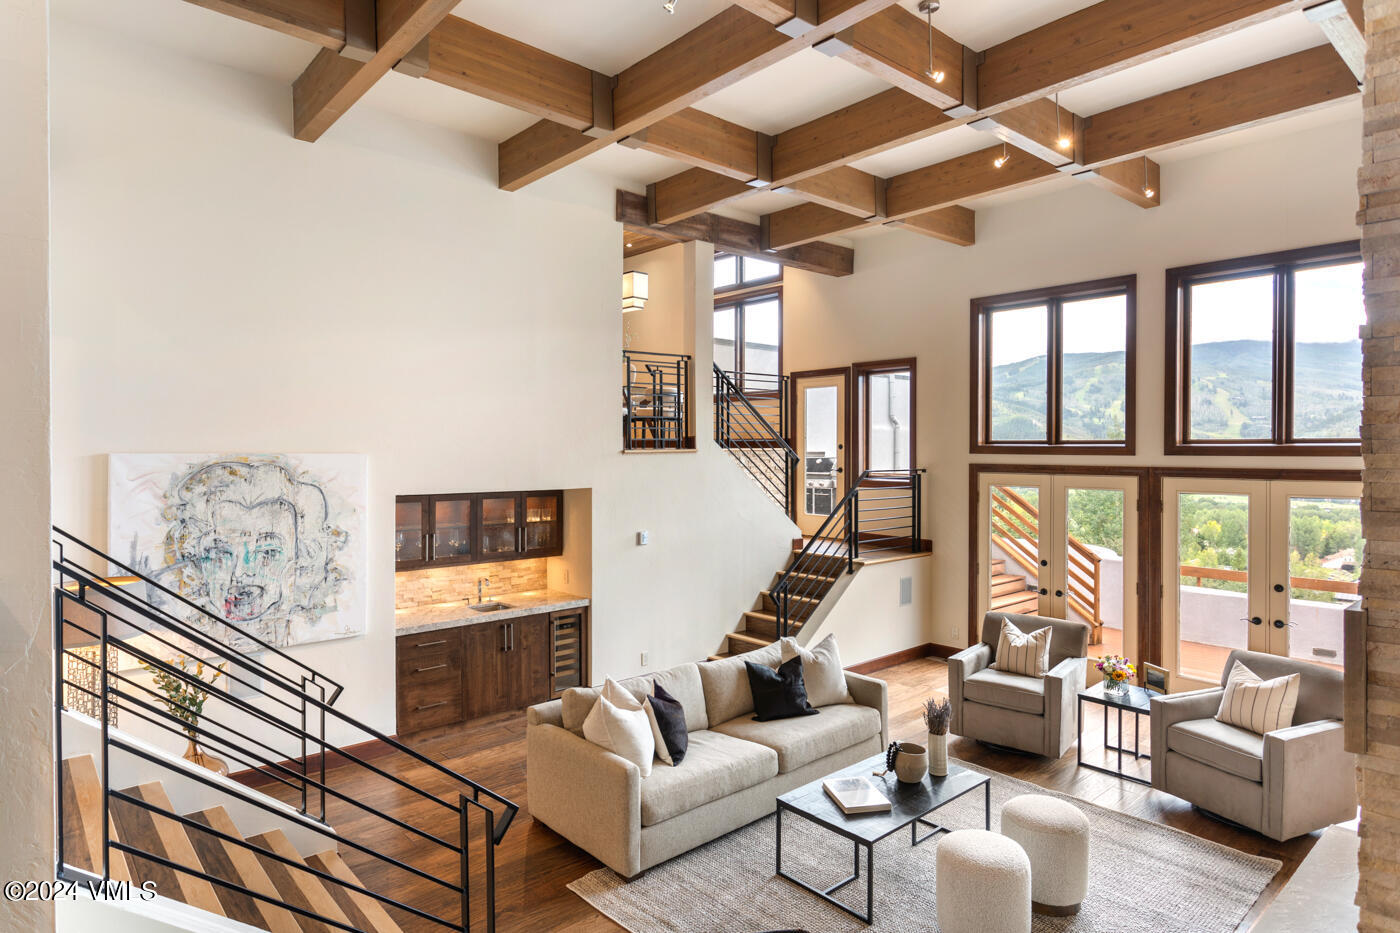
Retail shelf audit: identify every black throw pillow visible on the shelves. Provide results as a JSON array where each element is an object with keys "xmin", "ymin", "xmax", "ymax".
[
  {"xmin": 649, "ymin": 682, "xmax": 689, "ymax": 765},
  {"xmin": 745, "ymin": 656, "xmax": 820, "ymax": 722}
]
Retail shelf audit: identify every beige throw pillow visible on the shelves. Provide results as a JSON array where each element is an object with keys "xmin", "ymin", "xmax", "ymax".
[
  {"xmin": 991, "ymin": 618, "xmax": 1052, "ymax": 677},
  {"xmin": 582, "ymin": 679, "xmax": 655, "ymax": 777},
  {"xmin": 780, "ymin": 634, "xmax": 851, "ymax": 708},
  {"xmin": 1215, "ymin": 660, "xmax": 1300, "ymax": 735}
]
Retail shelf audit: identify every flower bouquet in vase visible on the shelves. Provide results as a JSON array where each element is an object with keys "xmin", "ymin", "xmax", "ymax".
[
  {"xmin": 1096, "ymin": 655, "xmax": 1136, "ymax": 696},
  {"xmin": 922, "ymin": 695, "xmax": 952, "ymax": 777}
]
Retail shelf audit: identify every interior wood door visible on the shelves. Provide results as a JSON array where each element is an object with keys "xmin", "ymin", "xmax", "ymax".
[{"xmin": 793, "ymin": 372, "xmax": 847, "ymax": 537}]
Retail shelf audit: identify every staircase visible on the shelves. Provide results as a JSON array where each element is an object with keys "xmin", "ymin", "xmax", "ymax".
[
  {"xmin": 52, "ymin": 527, "xmax": 517, "ymax": 933},
  {"xmin": 988, "ymin": 484, "xmax": 1104, "ymax": 644},
  {"xmin": 709, "ymin": 470, "xmax": 924, "ymax": 659},
  {"xmin": 713, "ymin": 365, "xmax": 799, "ymax": 512}
]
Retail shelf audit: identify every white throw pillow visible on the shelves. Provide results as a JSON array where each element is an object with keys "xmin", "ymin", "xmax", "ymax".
[
  {"xmin": 1215, "ymin": 660, "xmax": 1300, "ymax": 735},
  {"xmin": 582, "ymin": 678, "xmax": 655, "ymax": 777},
  {"xmin": 991, "ymin": 618, "xmax": 1052, "ymax": 677},
  {"xmin": 780, "ymin": 634, "xmax": 851, "ymax": 708}
]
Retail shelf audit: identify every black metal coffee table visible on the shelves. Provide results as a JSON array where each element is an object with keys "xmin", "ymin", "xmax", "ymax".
[
  {"xmin": 774, "ymin": 753, "xmax": 990, "ymax": 924},
  {"xmin": 1077, "ymin": 681, "xmax": 1153, "ymax": 786}
]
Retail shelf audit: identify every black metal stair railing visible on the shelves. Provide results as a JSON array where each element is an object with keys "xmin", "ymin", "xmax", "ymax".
[
  {"xmin": 52, "ymin": 527, "xmax": 518, "ymax": 933},
  {"xmin": 713, "ymin": 365, "xmax": 798, "ymax": 512},
  {"xmin": 771, "ymin": 469, "xmax": 924, "ymax": 638},
  {"xmin": 624, "ymin": 350, "xmax": 691, "ymax": 449}
]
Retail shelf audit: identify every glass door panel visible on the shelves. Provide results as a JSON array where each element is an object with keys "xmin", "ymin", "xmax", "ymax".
[
  {"xmin": 1062, "ymin": 484, "xmax": 1132, "ymax": 661},
  {"xmin": 1275, "ymin": 491, "xmax": 1361, "ymax": 670},
  {"xmin": 432, "ymin": 497, "xmax": 473, "ymax": 562},
  {"xmin": 479, "ymin": 495, "xmax": 519, "ymax": 558},
  {"xmin": 985, "ymin": 479, "xmax": 1047, "ymax": 619},
  {"xmin": 395, "ymin": 498, "xmax": 426, "ymax": 568},
  {"xmin": 523, "ymin": 494, "xmax": 561, "ymax": 555},
  {"xmin": 794, "ymin": 374, "xmax": 846, "ymax": 538}
]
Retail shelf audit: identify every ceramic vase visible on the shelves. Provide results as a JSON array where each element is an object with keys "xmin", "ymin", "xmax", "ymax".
[
  {"xmin": 928, "ymin": 732, "xmax": 949, "ymax": 777},
  {"xmin": 894, "ymin": 741, "xmax": 928, "ymax": 783},
  {"xmin": 184, "ymin": 738, "xmax": 229, "ymax": 776}
]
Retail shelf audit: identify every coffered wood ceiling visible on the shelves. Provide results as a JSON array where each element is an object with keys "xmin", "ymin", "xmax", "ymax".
[{"xmin": 170, "ymin": 0, "xmax": 1362, "ymax": 274}]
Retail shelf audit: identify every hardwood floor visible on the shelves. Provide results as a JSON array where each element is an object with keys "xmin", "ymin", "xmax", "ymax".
[{"xmin": 272, "ymin": 657, "xmax": 1319, "ymax": 932}]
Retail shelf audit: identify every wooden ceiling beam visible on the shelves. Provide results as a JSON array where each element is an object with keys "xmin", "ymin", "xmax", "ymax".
[
  {"xmin": 1081, "ymin": 157, "xmax": 1161, "ymax": 208},
  {"xmin": 884, "ymin": 143, "xmax": 1060, "ymax": 221},
  {"xmin": 649, "ymin": 169, "xmax": 754, "ymax": 224},
  {"xmin": 884, "ymin": 205, "xmax": 976, "ymax": 245},
  {"xmin": 1082, "ymin": 45, "xmax": 1359, "ymax": 167},
  {"xmin": 971, "ymin": 97, "xmax": 1085, "ymax": 168},
  {"xmin": 499, "ymin": 121, "xmax": 612, "ymax": 192},
  {"xmin": 763, "ymin": 202, "xmax": 876, "ymax": 249},
  {"xmin": 732, "ymin": 0, "xmax": 820, "ymax": 35},
  {"xmin": 770, "ymin": 88, "xmax": 952, "ymax": 186},
  {"xmin": 617, "ymin": 190, "xmax": 854, "ymax": 276},
  {"xmin": 423, "ymin": 17, "xmax": 604, "ymax": 132},
  {"xmin": 182, "ymin": 0, "xmax": 345, "ymax": 50},
  {"xmin": 782, "ymin": 166, "xmax": 885, "ymax": 217},
  {"xmin": 815, "ymin": 5, "xmax": 968, "ymax": 111},
  {"xmin": 1306, "ymin": 0, "xmax": 1365, "ymax": 81},
  {"xmin": 623, "ymin": 110, "xmax": 769, "ymax": 183},
  {"xmin": 977, "ymin": 0, "xmax": 1312, "ymax": 112},
  {"xmin": 292, "ymin": 0, "xmax": 458, "ymax": 142}
]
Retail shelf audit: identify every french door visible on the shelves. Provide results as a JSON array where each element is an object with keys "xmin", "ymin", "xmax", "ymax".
[
  {"xmin": 793, "ymin": 372, "xmax": 847, "ymax": 537},
  {"xmin": 1161, "ymin": 478, "xmax": 1361, "ymax": 691},
  {"xmin": 976, "ymin": 473, "xmax": 1140, "ymax": 668}
]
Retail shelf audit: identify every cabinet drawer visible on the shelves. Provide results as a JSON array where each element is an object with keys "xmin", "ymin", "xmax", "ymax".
[
  {"xmin": 396, "ymin": 630, "xmax": 463, "ymax": 669},
  {"xmin": 399, "ymin": 693, "xmax": 463, "ymax": 732},
  {"xmin": 398, "ymin": 668, "xmax": 463, "ymax": 732}
]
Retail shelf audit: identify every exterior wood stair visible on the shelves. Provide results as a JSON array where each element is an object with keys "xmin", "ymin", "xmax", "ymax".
[
  {"xmin": 61, "ymin": 754, "xmax": 404, "ymax": 933},
  {"xmin": 987, "ymin": 557, "xmax": 1040, "ymax": 615},
  {"xmin": 707, "ymin": 539, "xmax": 842, "ymax": 660}
]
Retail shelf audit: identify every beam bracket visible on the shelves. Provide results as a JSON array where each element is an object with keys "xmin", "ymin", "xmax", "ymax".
[
  {"xmin": 584, "ymin": 72, "xmax": 617, "ymax": 138},
  {"xmin": 340, "ymin": 0, "xmax": 377, "ymax": 62},
  {"xmin": 775, "ymin": 0, "xmax": 819, "ymax": 38},
  {"xmin": 393, "ymin": 34, "xmax": 431, "ymax": 78}
]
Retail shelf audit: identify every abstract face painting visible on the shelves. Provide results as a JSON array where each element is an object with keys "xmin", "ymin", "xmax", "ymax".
[{"xmin": 110, "ymin": 454, "xmax": 367, "ymax": 649}]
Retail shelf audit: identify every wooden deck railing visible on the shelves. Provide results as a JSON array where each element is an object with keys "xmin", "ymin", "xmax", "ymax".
[
  {"xmin": 989, "ymin": 485, "xmax": 1104, "ymax": 644},
  {"xmin": 1178, "ymin": 563, "xmax": 1359, "ymax": 595}
]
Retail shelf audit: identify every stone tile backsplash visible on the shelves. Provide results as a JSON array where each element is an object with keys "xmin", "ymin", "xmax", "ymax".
[{"xmin": 395, "ymin": 559, "xmax": 549, "ymax": 609}]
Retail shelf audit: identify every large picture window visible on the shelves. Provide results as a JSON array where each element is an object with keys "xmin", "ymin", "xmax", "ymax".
[
  {"xmin": 971, "ymin": 275, "xmax": 1136, "ymax": 453},
  {"xmin": 714, "ymin": 253, "xmax": 782, "ymax": 387},
  {"xmin": 1165, "ymin": 242, "xmax": 1362, "ymax": 454},
  {"xmin": 855, "ymin": 360, "xmax": 915, "ymax": 473}
]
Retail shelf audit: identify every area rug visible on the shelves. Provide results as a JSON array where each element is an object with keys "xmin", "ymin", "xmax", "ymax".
[{"xmin": 568, "ymin": 760, "xmax": 1280, "ymax": 933}]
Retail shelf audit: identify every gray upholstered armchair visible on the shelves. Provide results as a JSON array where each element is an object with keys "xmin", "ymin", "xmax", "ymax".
[
  {"xmin": 1149, "ymin": 649, "xmax": 1356, "ymax": 841},
  {"xmin": 948, "ymin": 612, "xmax": 1090, "ymax": 757}
]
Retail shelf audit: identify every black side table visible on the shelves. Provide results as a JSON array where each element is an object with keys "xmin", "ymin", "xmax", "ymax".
[{"xmin": 1076, "ymin": 681, "xmax": 1153, "ymax": 786}]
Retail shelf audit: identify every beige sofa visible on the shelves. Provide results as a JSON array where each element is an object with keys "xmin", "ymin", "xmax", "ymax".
[
  {"xmin": 525, "ymin": 642, "xmax": 888, "ymax": 878},
  {"xmin": 1150, "ymin": 648, "xmax": 1356, "ymax": 841}
]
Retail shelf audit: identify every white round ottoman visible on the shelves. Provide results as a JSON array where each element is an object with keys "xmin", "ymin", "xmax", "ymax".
[
  {"xmin": 1000, "ymin": 794, "xmax": 1091, "ymax": 916},
  {"xmin": 935, "ymin": 829, "xmax": 1031, "ymax": 933}
]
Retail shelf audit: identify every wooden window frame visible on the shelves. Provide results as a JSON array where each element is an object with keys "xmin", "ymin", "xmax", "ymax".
[
  {"xmin": 1165, "ymin": 241, "xmax": 1362, "ymax": 456},
  {"xmin": 970, "ymin": 274, "xmax": 1138, "ymax": 455},
  {"xmin": 854, "ymin": 358, "xmax": 917, "ymax": 478},
  {"xmin": 715, "ymin": 252, "xmax": 783, "ymax": 294},
  {"xmin": 715, "ymin": 286, "xmax": 784, "ymax": 385}
]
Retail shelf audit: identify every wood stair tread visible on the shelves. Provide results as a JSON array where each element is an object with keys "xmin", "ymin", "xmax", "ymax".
[
  {"xmin": 246, "ymin": 830, "xmax": 352, "ymax": 933},
  {"xmin": 188, "ymin": 808, "xmax": 302, "ymax": 933},
  {"xmin": 306, "ymin": 851, "xmax": 406, "ymax": 933},
  {"xmin": 111, "ymin": 782, "xmax": 224, "ymax": 917},
  {"xmin": 727, "ymin": 631, "xmax": 775, "ymax": 649},
  {"xmin": 61, "ymin": 755, "xmax": 129, "ymax": 881},
  {"xmin": 990, "ymin": 591, "xmax": 1040, "ymax": 610}
]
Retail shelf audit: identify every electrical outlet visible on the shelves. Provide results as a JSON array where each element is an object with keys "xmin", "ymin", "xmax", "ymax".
[
  {"xmin": 641, "ymin": 651, "xmax": 649, "ymax": 667},
  {"xmin": 899, "ymin": 576, "xmax": 913, "ymax": 606}
]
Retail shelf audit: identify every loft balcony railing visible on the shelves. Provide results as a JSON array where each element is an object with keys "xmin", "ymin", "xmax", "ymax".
[
  {"xmin": 624, "ymin": 350, "xmax": 691, "ymax": 450},
  {"xmin": 52, "ymin": 527, "xmax": 518, "ymax": 932}
]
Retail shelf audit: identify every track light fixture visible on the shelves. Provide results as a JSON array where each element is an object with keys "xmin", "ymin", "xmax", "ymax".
[
  {"xmin": 1055, "ymin": 93, "xmax": 1072, "ymax": 150},
  {"xmin": 662, "ymin": 0, "xmax": 677, "ymax": 12},
  {"xmin": 1141, "ymin": 155, "xmax": 1155, "ymax": 199},
  {"xmin": 993, "ymin": 141, "xmax": 1010, "ymax": 169},
  {"xmin": 918, "ymin": 1, "xmax": 945, "ymax": 84}
]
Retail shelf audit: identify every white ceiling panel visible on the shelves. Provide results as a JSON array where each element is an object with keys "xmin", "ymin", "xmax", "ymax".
[
  {"xmin": 363, "ymin": 71, "xmax": 537, "ymax": 141},
  {"xmin": 1060, "ymin": 12, "xmax": 1328, "ymax": 116},
  {"xmin": 1148, "ymin": 97, "xmax": 1357, "ymax": 163},
  {"xmin": 736, "ymin": 190, "xmax": 808, "ymax": 214},
  {"xmin": 694, "ymin": 50, "xmax": 891, "ymax": 135},
  {"xmin": 849, "ymin": 124, "xmax": 992, "ymax": 178},
  {"xmin": 575, "ymin": 145, "xmax": 692, "ymax": 188},
  {"xmin": 892, "ymin": 0, "xmax": 1100, "ymax": 53},
  {"xmin": 449, "ymin": 0, "xmax": 731, "ymax": 75}
]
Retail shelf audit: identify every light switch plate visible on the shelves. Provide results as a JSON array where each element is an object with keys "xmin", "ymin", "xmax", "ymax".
[{"xmin": 637, "ymin": 531, "xmax": 650, "ymax": 546}]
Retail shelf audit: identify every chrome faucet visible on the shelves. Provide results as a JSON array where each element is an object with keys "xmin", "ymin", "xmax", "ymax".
[{"xmin": 477, "ymin": 577, "xmax": 491, "ymax": 604}]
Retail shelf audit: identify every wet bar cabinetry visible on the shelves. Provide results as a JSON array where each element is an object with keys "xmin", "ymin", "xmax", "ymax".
[{"xmin": 395, "ymin": 490, "xmax": 563, "ymax": 571}]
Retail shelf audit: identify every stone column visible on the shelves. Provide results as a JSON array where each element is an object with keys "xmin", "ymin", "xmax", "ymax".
[
  {"xmin": 1361, "ymin": 2, "xmax": 1400, "ymax": 929},
  {"xmin": 0, "ymin": 0, "xmax": 54, "ymax": 929}
]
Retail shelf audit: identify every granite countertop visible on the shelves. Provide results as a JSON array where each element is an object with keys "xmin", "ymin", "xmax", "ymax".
[{"xmin": 394, "ymin": 589, "xmax": 589, "ymax": 636}]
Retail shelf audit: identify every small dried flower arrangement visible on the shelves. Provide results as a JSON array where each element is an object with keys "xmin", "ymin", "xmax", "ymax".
[{"xmin": 923, "ymin": 695, "xmax": 952, "ymax": 736}]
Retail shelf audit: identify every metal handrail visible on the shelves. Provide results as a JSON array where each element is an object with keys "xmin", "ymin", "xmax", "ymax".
[
  {"xmin": 624, "ymin": 349, "xmax": 691, "ymax": 450},
  {"xmin": 54, "ymin": 528, "xmax": 517, "ymax": 932},
  {"xmin": 714, "ymin": 366, "xmax": 797, "ymax": 513}
]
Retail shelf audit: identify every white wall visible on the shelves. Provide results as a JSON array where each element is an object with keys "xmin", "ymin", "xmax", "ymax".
[
  {"xmin": 783, "ymin": 109, "xmax": 1364, "ymax": 650},
  {"xmin": 0, "ymin": 0, "xmax": 56, "ymax": 929},
  {"xmin": 48, "ymin": 16, "xmax": 796, "ymax": 748}
]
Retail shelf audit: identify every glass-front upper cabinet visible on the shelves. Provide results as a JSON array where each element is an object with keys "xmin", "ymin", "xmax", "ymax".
[
  {"xmin": 395, "ymin": 496, "xmax": 429, "ymax": 571},
  {"xmin": 479, "ymin": 495, "xmax": 520, "ymax": 558},
  {"xmin": 523, "ymin": 492, "xmax": 564, "ymax": 557},
  {"xmin": 433, "ymin": 496, "xmax": 474, "ymax": 563}
]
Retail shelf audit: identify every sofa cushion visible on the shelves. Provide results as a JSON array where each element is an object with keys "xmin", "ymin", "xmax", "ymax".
[
  {"xmin": 992, "ymin": 618, "xmax": 1053, "ymax": 677},
  {"xmin": 564, "ymin": 662, "xmax": 709, "ymax": 735},
  {"xmin": 710, "ymin": 702, "xmax": 881, "ymax": 773},
  {"xmin": 698, "ymin": 642, "xmax": 783, "ymax": 725},
  {"xmin": 1168, "ymin": 718, "xmax": 1265, "ymax": 782},
  {"xmin": 746, "ymin": 656, "xmax": 818, "ymax": 722},
  {"xmin": 780, "ymin": 634, "xmax": 851, "ymax": 708},
  {"xmin": 964, "ymin": 668, "xmax": 1045, "ymax": 715},
  {"xmin": 639, "ymin": 730, "xmax": 777, "ymax": 827},
  {"xmin": 1215, "ymin": 660, "xmax": 1300, "ymax": 736}
]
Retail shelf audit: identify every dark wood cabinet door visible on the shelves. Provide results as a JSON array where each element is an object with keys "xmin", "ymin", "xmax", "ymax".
[
  {"xmin": 513, "ymin": 614, "xmax": 553, "ymax": 707},
  {"xmin": 521, "ymin": 492, "xmax": 565, "ymax": 558},
  {"xmin": 462, "ymin": 621, "xmax": 509, "ymax": 720},
  {"xmin": 394, "ymin": 496, "xmax": 431, "ymax": 571}
]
